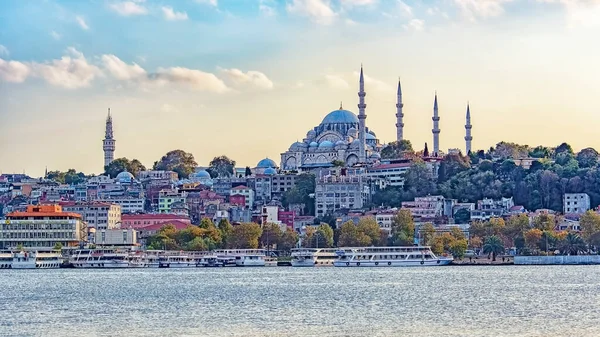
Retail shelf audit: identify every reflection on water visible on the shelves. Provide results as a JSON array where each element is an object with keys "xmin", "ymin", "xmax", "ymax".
[{"xmin": 0, "ymin": 266, "xmax": 599, "ymax": 337}]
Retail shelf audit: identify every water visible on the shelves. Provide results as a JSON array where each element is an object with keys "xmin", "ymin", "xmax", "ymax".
[{"xmin": 1, "ymin": 266, "xmax": 599, "ymax": 337}]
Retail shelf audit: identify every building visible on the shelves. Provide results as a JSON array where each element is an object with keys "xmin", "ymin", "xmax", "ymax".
[
  {"xmin": 103, "ymin": 108, "xmax": 115, "ymax": 167},
  {"xmin": 137, "ymin": 220, "xmax": 190, "ymax": 244},
  {"xmin": 402, "ymin": 196, "xmax": 445, "ymax": 219},
  {"xmin": 121, "ymin": 214, "xmax": 191, "ymax": 229},
  {"xmin": 254, "ymin": 174, "xmax": 273, "ymax": 206},
  {"xmin": 271, "ymin": 173, "xmax": 298, "ymax": 197},
  {"xmin": 367, "ymin": 162, "xmax": 411, "ymax": 188},
  {"xmin": 62, "ymin": 202, "xmax": 121, "ymax": 230},
  {"xmin": 261, "ymin": 205, "xmax": 279, "ymax": 224},
  {"xmin": 280, "ymin": 67, "xmax": 383, "ymax": 171},
  {"xmin": 563, "ymin": 193, "xmax": 590, "ymax": 214},
  {"xmin": 93, "ymin": 228, "xmax": 137, "ymax": 246},
  {"xmin": 432, "ymin": 93, "xmax": 441, "ymax": 155},
  {"xmin": 2, "ymin": 204, "xmax": 87, "ymax": 250},
  {"xmin": 375, "ymin": 209, "xmax": 398, "ymax": 233},
  {"xmin": 471, "ymin": 197, "xmax": 515, "ymax": 221},
  {"xmin": 158, "ymin": 189, "xmax": 187, "ymax": 213},
  {"xmin": 465, "ymin": 104, "xmax": 472, "ymax": 153},
  {"xmin": 230, "ymin": 185, "xmax": 254, "ymax": 209},
  {"xmin": 278, "ymin": 210, "xmax": 295, "ymax": 229},
  {"xmin": 315, "ymin": 168, "xmax": 371, "ymax": 217},
  {"xmin": 293, "ymin": 215, "xmax": 315, "ymax": 232},
  {"xmin": 99, "ymin": 197, "xmax": 145, "ymax": 214},
  {"xmin": 138, "ymin": 170, "xmax": 178, "ymax": 182}
]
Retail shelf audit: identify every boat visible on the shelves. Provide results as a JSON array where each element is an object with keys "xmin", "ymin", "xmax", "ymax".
[
  {"xmin": 333, "ymin": 246, "xmax": 453, "ymax": 267},
  {"xmin": 158, "ymin": 252, "xmax": 196, "ymax": 268},
  {"xmin": 214, "ymin": 249, "xmax": 269, "ymax": 267},
  {"xmin": 291, "ymin": 248, "xmax": 339, "ymax": 267},
  {"xmin": 69, "ymin": 249, "xmax": 130, "ymax": 268},
  {"xmin": 126, "ymin": 253, "xmax": 148, "ymax": 268},
  {"xmin": 264, "ymin": 256, "xmax": 278, "ymax": 267},
  {"xmin": 0, "ymin": 251, "xmax": 61, "ymax": 269}
]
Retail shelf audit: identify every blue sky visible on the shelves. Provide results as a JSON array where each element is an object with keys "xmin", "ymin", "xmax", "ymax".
[{"xmin": 1, "ymin": 0, "xmax": 599, "ymax": 176}]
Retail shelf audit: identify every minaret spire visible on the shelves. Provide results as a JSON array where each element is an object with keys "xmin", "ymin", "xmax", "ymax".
[
  {"xmin": 395, "ymin": 77, "xmax": 404, "ymax": 142},
  {"xmin": 357, "ymin": 65, "xmax": 367, "ymax": 163},
  {"xmin": 465, "ymin": 102, "xmax": 472, "ymax": 154},
  {"xmin": 103, "ymin": 108, "xmax": 116, "ymax": 168},
  {"xmin": 432, "ymin": 92, "xmax": 440, "ymax": 156}
]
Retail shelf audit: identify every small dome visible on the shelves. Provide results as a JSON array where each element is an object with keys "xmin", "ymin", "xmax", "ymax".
[
  {"xmin": 348, "ymin": 127, "xmax": 357, "ymax": 135},
  {"xmin": 322, "ymin": 109, "xmax": 359, "ymax": 125},
  {"xmin": 264, "ymin": 167, "xmax": 277, "ymax": 175},
  {"xmin": 307, "ymin": 130, "xmax": 316, "ymax": 139},
  {"xmin": 116, "ymin": 171, "xmax": 134, "ymax": 183},
  {"xmin": 335, "ymin": 140, "xmax": 346, "ymax": 146},
  {"xmin": 257, "ymin": 158, "xmax": 277, "ymax": 168},
  {"xmin": 319, "ymin": 140, "xmax": 334, "ymax": 148},
  {"xmin": 309, "ymin": 141, "xmax": 319, "ymax": 147},
  {"xmin": 289, "ymin": 141, "xmax": 306, "ymax": 151},
  {"xmin": 191, "ymin": 170, "xmax": 211, "ymax": 179},
  {"xmin": 368, "ymin": 130, "xmax": 377, "ymax": 137},
  {"xmin": 366, "ymin": 133, "xmax": 376, "ymax": 140},
  {"xmin": 370, "ymin": 152, "xmax": 381, "ymax": 158}
]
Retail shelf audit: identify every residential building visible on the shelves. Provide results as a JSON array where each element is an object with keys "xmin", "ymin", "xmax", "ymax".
[
  {"xmin": 261, "ymin": 205, "xmax": 279, "ymax": 224},
  {"xmin": 293, "ymin": 216, "xmax": 315, "ymax": 232},
  {"xmin": 315, "ymin": 168, "xmax": 371, "ymax": 217},
  {"xmin": 278, "ymin": 210, "xmax": 295, "ymax": 228},
  {"xmin": 99, "ymin": 197, "xmax": 145, "ymax": 214},
  {"xmin": 375, "ymin": 209, "xmax": 398, "ymax": 232},
  {"xmin": 471, "ymin": 197, "xmax": 515, "ymax": 221},
  {"xmin": 214, "ymin": 177, "xmax": 247, "ymax": 198},
  {"xmin": 230, "ymin": 185, "xmax": 254, "ymax": 209},
  {"xmin": 121, "ymin": 214, "xmax": 191, "ymax": 229},
  {"xmin": 93, "ymin": 228, "xmax": 137, "ymax": 246},
  {"xmin": 367, "ymin": 162, "xmax": 411, "ymax": 188},
  {"xmin": 229, "ymin": 207, "xmax": 252, "ymax": 224},
  {"xmin": 61, "ymin": 202, "xmax": 121, "ymax": 230},
  {"xmin": 563, "ymin": 193, "xmax": 590, "ymax": 214},
  {"xmin": 138, "ymin": 170, "xmax": 178, "ymax": 182},
  {"xmin": 158, "ymin": 189, "xmax": 187, "ymax": 213},
  {"xmin": 271, "ymin": 173, "xmax": 298, "ymax": 197},
  {"xmin": 254, "ymin": 175, "xmax": 272, "ymax": 206},
  {"xmin": 402, "ymin": 196, "xmax": 445, "ymax": 219},
  {"xmin": 1, "ymin": 204, "xmax": 87, "ymax": 249}
]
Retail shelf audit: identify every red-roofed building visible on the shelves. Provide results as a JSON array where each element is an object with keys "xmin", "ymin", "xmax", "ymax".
[
  {"xmin": 230, "ymin": 194, "xmax": 246, "ymax": 207},
  {"xmin": 122, "ymin": 214, "xmax": 191, "ymax": 229},
  {"xmin": 136, "ymin": 220, "xmax": 191, "ymax": 242},
  {"xmin": 230, "ymin": 185, "xmax": 254, "ymax": 208}
]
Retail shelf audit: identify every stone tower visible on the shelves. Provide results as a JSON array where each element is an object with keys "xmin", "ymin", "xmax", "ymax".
[
  {"xmin": 432, "ymin": 93, "xmax": 440, "ymax": 156},
  {"xmin": 103, "ymin": 108, "xmax": 115, "ymax": 168},
  {"xmin": 465, "ymin": 103, "xmax": 472, "ymax": 154},
  {"xmin": 357, "ymin": 65, "xmax": 367, "ymax": 163},
  {"xmin": 395, "ymin": 78, "xmax": 404, "ymax": 142}
]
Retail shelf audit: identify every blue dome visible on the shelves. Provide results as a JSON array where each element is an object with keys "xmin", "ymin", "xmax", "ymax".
[
  {"xmin": 192, "ymin": 170, "xmax": 211, "ymax": 179},
  {"xmin": 319, "ymin": 140, "xmax": 334, "ymax": 148},
  {"xmin": 116, "ymin": 171, "xmax": 134, "ymax": 183},
  {"xmin": 321, "ymin": 109, "xmax": 359, "ymax": 125},
  {"xmin": 309, "ymin": 141, "xmax": 319, "ymax": 147},
  {"xmin": 264, "ymin": 167, "xmax": 277, "ymax": 175},
  {"xmin": 257, "ymin": 158, "xmax": 277, "ymax": 168},
  {"xmin": 366, "ymin": 133, "xmax": 376, "ymax": 140}
]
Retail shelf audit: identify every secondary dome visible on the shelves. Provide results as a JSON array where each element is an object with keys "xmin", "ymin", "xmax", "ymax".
[
  {"xmin": 366, "ymin": 133, "xmax": 376, "ymax": 140},
  {"xmin": 192, "ymin": 170, "xmax": 211, "ymax": 179},
  {"xmin": 319, "ymin": 140, "xmax": 334, "ymax": 148},
  {"xmin": 257, "ymin": 158, "xmax": 277, "ymax": 168},
  {"xmin": 264, "ymin": 167, "xmax": 277, "ymax": 175},
  {"xmin": 116, "ymin": 171, "xmax": 134, "ymax": 183},
  {"xmin": 321, "ymin": 109, "xmax": 359, "ymax": 125}
]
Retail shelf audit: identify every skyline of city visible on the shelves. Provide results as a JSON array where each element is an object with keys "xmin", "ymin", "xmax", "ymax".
[{"xmin": 1, "ymin": 0, "xmax": 599, "ymax": 176}]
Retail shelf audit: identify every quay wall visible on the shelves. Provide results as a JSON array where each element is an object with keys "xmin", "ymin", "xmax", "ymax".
[{"xmin": 514, "ymin": 255, "xmax": 600, "ymax": 265}]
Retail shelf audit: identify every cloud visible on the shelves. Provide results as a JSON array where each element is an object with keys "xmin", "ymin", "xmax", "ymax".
[
  {"xmin": 196, "ymin": 0, "xmax": 218, "ymax": 6},
  {"xmin": 161, "ymin": 103, "xmax": 179, "ymax": 113},
  {"xmin": 50, "ymin": 31, "xmax": 61, "ymax": 40},
  {"xmin": 31, "ymin": 48, "xmax": 102, "ymax": 89},
  {"xmin": 76, "ymin": 16, "xmax": 89, "ymax": 30},
  {"xmin": 0, "ymin": 45, "xmax": 8, "ymax": 57},
  {"xmin": 220, "ymin": 68, "xmax": 274, "ymax": 90},
  {"xmin": 152, "ymin": 67, "xmax": 229, "ymax": 93},
  {"xmin": 109, "ymin": 1, "xmax": 148, "ymax": 16},
  {"xmin": 287, "ymin": 0, "xmax": 337, "ymax": 25},
  {"xmin": 101, "ymin": 54, "xmax": 147, "ymax": 80},
  {"xmin": 0, "ymin": 59, "xmax": 30, "ymax": 83},
  {"xmin": 162, "ymin": 6, "xmax": 188, "ymax": 21},
  {"xmin": 539, "ymin": 0, "xmax": 600, "ymax": 27},
  {"xmin": 352, "ymin": 71, "xmax": 392, "ymax": 93},
  {"xmin": 259, "ymin": 0, "xmax": 277, "ymax": 16},
  {"xmin": 340, "ymin": 0, "xmax": 377, "ymax": 8},
  {"xmin": 397, "ymin": 0, "xmax": 413, "ymax": 17},
  {"xmin": 324, "ymin": 74, "xmax": 349, "ymax": 89},
  {"xmin": 453, "ymin": 0, "xmax": 514, "ymax": 21},
  {"xmin": 403, "ymin": 18, "xmax": 424, "ymax": 31}
]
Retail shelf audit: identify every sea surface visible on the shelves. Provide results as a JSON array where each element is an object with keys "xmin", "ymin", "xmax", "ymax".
[{"xmin": 1, "ymin": 266, "xmax": 599, "ymax": 337}]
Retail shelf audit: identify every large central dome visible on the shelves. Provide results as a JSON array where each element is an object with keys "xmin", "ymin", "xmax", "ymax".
[{"xmin": 321, "ymin": 109, "xmax": 359, "ymax": 125}]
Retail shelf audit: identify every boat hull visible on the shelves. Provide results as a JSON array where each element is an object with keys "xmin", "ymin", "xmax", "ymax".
[{"xmin": 334, "ymin": 258, "xmax": 453, "ymax": 267}]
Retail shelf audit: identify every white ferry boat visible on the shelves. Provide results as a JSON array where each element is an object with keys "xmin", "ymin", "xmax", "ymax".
[
  {"xmin": 158, "ymin": 253, "xmax": 196, "ymax": 268},
  {"xmin": 0, "ymin": 251, "xmax": 61, "ymax": 269},
  {"xmin": 333, "ymin": 246, "xmax": 453, "ymax": 267},
  {"xmin": 214, "ymin": 249, "xmax": 269, "ymax": 267},
  {"xmin": 264, "ymin": 256, "xmax": 278, "ymax": 267},
  {"xmin": 291, "ymin": 248, "xmax": 339, "ymax": 267},
  {"xmin": 70, "ymin": 249, "xmax": 130, "ymax": 268}
]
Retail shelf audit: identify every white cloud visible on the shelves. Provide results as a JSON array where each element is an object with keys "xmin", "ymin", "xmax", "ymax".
[
  {"xmin": 397, "ymin": 0, "xmax": 413, "ymax": 17},
  {"xmin": 0, "ymin": 59, "xmax": 30, "ymax": 83},
  {"xmin": 324, "ymin": 74, "xmax": 349, "ymax": 89},
  {"xmin": 152, "ymin": 67, "xmax": 229, "ymax": 93},
  {"xmin": 162, "ymin": 6, "xmax": 188, "ymax": 21},
  {"xmin": 31, "ymin": 48, "xmax": 102, "ymax": 89},
  {"xmin": 220, "ymin": 68, "xmax": 274, "ymax": 90},
  {"xmin": 101, "ymin": 54, "xmax": 147, "ymax": 80},
  {"xmin": 340, "ymin": 0, "xmax": 377, "ymax": 8},
  {"xmin": 0, "ymin": 45, "xmax": 8, "ymax": 57},
  {"xmin": 453, "ymin": 0, "xmax": 514, "ymax": 21},
  {"xmin": 403, "ymin": 18, "xmax": 424, "ymax": 31},
  {"xmin": 259, "ymin": 0, "xmax": 277, "ymax": 16},
  {"xmin": 345, "ymin": 18, "xmax": 358, "ymax": 25},
  {"xmin": 76, "ymin": 16, "xmax": 89, "ymax": 30},
  {"xmin": 196, "ymin": 0, "xmax": 218, "ymax": 6},
  {"xmin": 539, "ymin": 0, "xmax": 600, "ymax": 27},
  {"xmin": 287, "ymin": 0, "xmax": 337, "ymax": 25},
  {"xmin": 352, "ymin": 71, "xmax": 392, "ymax": 93},
  {"xmin": 50, "ymin": 31, "xmax": 61, "ymax": 40},
  {"xmin": 109, "ymin": 1, "xmax": 148, "ymax": 16}
]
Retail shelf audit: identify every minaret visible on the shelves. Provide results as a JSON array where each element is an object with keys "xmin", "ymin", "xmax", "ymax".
[
  {"xmin": 103, "ymin": 108, "xmax": 115, "ymax": 168},
  {"xmin": 357, "ymin": 65, "xmax": 367, "ymax": 163},
  {"xmin": 395, "ymin": 78, "xmax": 404, "ymax": 142},
  {"xmin": 432, "ymin": 93, "xmax": 440, "ymax": 156},
  {"xmin": 465, "ymin": 103, "xmax": 472, "ymax": 154}
]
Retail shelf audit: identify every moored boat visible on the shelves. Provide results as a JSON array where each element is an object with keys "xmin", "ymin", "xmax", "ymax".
[
  {"xmin": 333, "ymin": 246, "xmax": 452, "ymax": 267},
  {"xmin": 69, "ymin": 249, "xmax": 130, "ymax": 268},
  {"xmin": 291, "ymin": 248, "xmax": 339, "ymax": 267},
  {"xmin": 214, "ymin": 249, "xmax": 269, "ymax": 267},
  {"xmin": 0, "ymin": 251, "xmax": 62, "ymax": 269}
]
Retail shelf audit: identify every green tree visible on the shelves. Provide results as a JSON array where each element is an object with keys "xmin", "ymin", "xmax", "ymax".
[
  {"xmin": 337, "ymin": 221, "xmax": 364, "ymax": 247},
  {"xmin": 580, "ymin": 210, "xmax": 600, "ymax": 242},
  {"xmin": 217, "ymin": 219, "xmax": 234, "ymax": 248},
  {"xmin": 391, "ymin": 209, "xmax": 415, "ymax": 246},
  {"xmin": 404, "ymin": 160, "xmax": 436, "ymax": 197},
  {"xmin": 482, "ymin": 235, "xmax": 504, "ymax": 261},
  {"xmin": 282, "ymin": 173, "xmax": 316, "ymax": 215},
  {"xmin": 503, "ymin": 214, "xmax": 530, "ymax": 243},
  {"xmin": 524, "ymin": 228, "xmax": 543, "ymax": 253},
  {"xmin": 558, "ymin": 233, "xmax": 587, "ymax": 255},
  {"xmin": 357, "ymin": 217, "xmax": 384, "ymax": 246},
  {"xmin": 104, "ymin": 158, "xmax": 146, "ymax": 178},
  {"xmin": 438, "ymin": 153, "xmax": 471, "ymax": 183},
  {"xmin": 260, "ymin": 223, "xmax": 283, "ymax": 250},
  {"xmin": 331, "ymin": 159, "xmax": 345, "ymax": 167},
  {"xmin": 53, "ymin": 242, "xmax": 63, "ymax": 251},
  {"xmin": 185, "ymin": 237, "xmax": 208, "ymax": 251},
  {"xmin": 245, "ymin": 166, "xmax": 252, "ymax": 177},
  {"xmin": 381, "ymin": 140, "xmax": 414, "ymax": 159},
  {"xmin": 208, "ymin": 155, "xmax": 236, "ymax": 178},
  {"xmin": 449, "ymin": 239, "xmax": 468, "ymax": 259},
  {"xmin": 555, "ymin": 142, "xmax": 574, "ymax": 156},
  {"xmin": 228, "ymin": 223, "xmax": 262, "ymax": 249},
  {"xmin": 576, "ymin": 148, "xmax": 599, "ymax": 168},
  {"xmin": 530, "ymin": 146, "xmax": 553, "ymax": 159},
  {"xmin": 279, "ymin": 228, "xmax": 299, "ymax": 252},
  {"xmin": 153, "ymin": 150, "xmax": 198, "ymax": 179},
  {"xmin": 532, "ymin": 213, "xmax": 556, "ymax": 231},
  {"xmin": 421, "ymin": 223, "xmax": 436, "ymax": 246}
]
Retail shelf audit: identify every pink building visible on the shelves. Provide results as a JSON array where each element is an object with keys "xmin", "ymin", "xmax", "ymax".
[
  {"xmin": 278, "ymin": 210, "xmax": 295, "ymax": 229},
  {"xmin": 122, "ymin": 214, "xmax": 191, "ymax": 229}
]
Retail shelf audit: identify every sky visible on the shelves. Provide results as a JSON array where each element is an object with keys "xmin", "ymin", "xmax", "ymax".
[{"xmin": 1, "ymin": 0, "xmax": 599, "ymax": 177}]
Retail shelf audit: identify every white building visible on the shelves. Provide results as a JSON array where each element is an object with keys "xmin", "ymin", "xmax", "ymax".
[
  {"xmin": 471, "ymin": 197, "xmax": 515, "ymax": 221},
  {"xmin": 93, "ymin": 228, "xmax": 137, "ymax": 246},
  {"xmin": 367, "ymin": 163, "xmax": 411, "ymax": 188},
  {"xmin": 375, "ymin": 209, "xmax": 398, "ymax": 233},
  {"xmin": 62, "ymin": 202, "xmax": 122, "ymax": 230},
  {"xmin": 230, "ymin": 185, "xmax": 254, "ymax": 209},
  {"xmin": 99, "ymin": 197, "xmax": 145, "ymax": 214},
  {"xmin": 563, "ymin": 193, "xmax": 590, "ymax": 214},
  {"xmin": 261, "ymin": 205, "xmax": 279, "ymax": 224},
  {"xmin": 402, "ymin": 196, "xmax": 445, "ymax": 219},
  {"xmin": 315, "ymin": 168, "xmax": 371, "ymax": 217}
]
